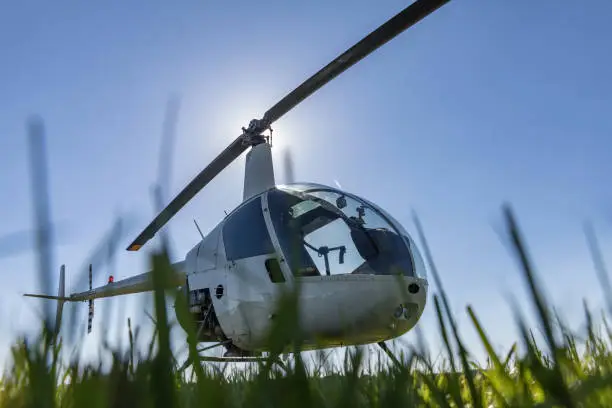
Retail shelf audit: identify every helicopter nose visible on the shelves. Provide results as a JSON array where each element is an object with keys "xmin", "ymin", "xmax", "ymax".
[
  {"xmin": 336, "ymin": 275, "xmax": 424, "ymax": 333},
  {"xmin": 342, "ymin": 275, "xmax": 428, "ymax": 343},
  {"xmin": 296, "ymin": 275, "xmax": 428, "ymax": 346}
]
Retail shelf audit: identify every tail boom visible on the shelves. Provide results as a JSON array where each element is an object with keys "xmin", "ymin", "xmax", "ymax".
[{"xmin": 24, "ymin": 261, "xmax": 186, "ymax": 303}]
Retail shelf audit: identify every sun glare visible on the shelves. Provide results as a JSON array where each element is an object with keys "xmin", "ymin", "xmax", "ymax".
[{"xmin": 199, "ymin": 88, "xmax": 305, "ymax": 181}]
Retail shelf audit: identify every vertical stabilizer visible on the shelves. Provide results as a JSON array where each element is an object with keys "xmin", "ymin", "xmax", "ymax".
[
  {"xmin": 243, "ymin": 142, "xmax": 275, "ymax": 201},
  {"xmin": 54, "ymin": 264, "xmax": 65, "ymax": 337}
]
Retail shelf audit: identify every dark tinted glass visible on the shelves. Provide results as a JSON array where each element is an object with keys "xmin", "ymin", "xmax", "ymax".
[{"xmin": 223, "ymin": 197, "xmax": 275, "ymax": 261}]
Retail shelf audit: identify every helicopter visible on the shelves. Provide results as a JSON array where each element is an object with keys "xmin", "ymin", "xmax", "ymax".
[{"xmin": 24, "ymin": 0, "xmax": 451, "ymax": 364}]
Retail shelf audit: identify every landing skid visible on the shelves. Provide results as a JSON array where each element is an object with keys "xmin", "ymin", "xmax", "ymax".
[
  {"xmin": 181, "ymin": 355, "xmax": 288, "ymax": 373},
  {"xmin": 178, "ymin": 340, "xmax": 287, "ymax": 372},
  {"xmin": 199, "ymin": 355, "xmax": 270, "ymax": 363},
  {"xmin": 180, "ymin": 340, "xmax": 400, "ymax": 371}
]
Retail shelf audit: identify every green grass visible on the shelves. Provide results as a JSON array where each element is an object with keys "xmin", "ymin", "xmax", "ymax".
[{"xmin": 2, "ymin": 205, "xmax": 611, "ymax": 407}]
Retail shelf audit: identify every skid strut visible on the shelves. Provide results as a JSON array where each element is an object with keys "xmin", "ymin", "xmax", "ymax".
[{"xmin": 178, "ymin": 341, "xmax": 287, "ymax": 372}]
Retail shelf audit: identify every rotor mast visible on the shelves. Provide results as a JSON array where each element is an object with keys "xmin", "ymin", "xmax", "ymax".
[
  {"xmin": 243, "ymin": 141, "xmax": 275, "ymax": 202},
  {"xmin": 239, "ymin": 119, "xmax": 275, "ymax": 201}
]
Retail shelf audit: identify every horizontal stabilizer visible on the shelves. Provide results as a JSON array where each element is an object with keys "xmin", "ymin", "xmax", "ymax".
[{"xmin": 23, "ymin": 293, "xmax": 70, "ymax": 301}]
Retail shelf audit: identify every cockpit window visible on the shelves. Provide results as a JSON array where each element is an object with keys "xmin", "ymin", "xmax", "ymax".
[
  {"xmin": 265, "ymin": 191, "xmax": 322, "ymax": 277},
  {"xmin": 289, "ymin": 199, "xmax": 321, "ymax": 219},
  {"xmin": 405, "ymin": 234, "xmax": 427, "ymax": 278},
  {"xmin": 267, "ymin": 187, "xmax": 416, "ymax": 277},
  {"xmin": 223, "ymin": 197, "xmax": 275, "ymax": 261}
]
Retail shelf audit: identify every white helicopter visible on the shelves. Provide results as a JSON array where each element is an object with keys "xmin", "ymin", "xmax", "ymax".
[{"xmin": 24, "ymin": 0, "xmax": 451, "ymax": 364}]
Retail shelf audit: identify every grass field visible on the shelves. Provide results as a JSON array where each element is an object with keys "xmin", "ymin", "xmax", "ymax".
[{"xmin": 1, "ymin": 204, "xmax": 611, "ymax": 407}]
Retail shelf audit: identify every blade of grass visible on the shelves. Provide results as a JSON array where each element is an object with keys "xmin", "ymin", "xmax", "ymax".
[
  {"xmin": 584, "ymin": 221, "xmax": 612, "ymax": 318},
  {"xmin": 503, "ymin": 205, "xmax": 575, "ymax": 408},
  {"xmin": 413, "ymin": 210, "xmax": 482, "ymax": 408}
]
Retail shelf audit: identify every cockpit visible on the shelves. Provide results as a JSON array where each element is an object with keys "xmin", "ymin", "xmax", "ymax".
[{"xmin": 265, "ymin": 183, "xmax": 427, "ymax": 279}]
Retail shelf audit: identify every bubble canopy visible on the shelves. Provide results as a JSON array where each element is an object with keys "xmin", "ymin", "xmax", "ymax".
[{"xmin": 266, "ymin": 183, "xmax": 427, "ymax": 279}]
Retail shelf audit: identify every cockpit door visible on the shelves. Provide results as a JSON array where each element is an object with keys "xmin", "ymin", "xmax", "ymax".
[
  {"xmin": 261, "ymin": 192, "xmax": 297, "ymax": 284},
  {"xmin": 218, "ymin": 195, "xmax": 287, "ymax": 346}
]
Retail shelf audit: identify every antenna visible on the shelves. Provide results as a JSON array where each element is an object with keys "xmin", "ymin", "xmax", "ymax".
[{"xmin": 193, "ymin": 219, "xmax": 204, "ymax": 239}]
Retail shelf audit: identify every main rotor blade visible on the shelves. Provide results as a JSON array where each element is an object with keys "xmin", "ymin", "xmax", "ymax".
[
  {"xmin": 126, "ymin": 0, "xmax": 450, "ymax": 251},
  {"xmin": 263, "ymin": 0, "xmax": 451, "ymax": 125},
  {"xmin": 127, "ymin": 135, "xmax": 247, "ymax": 251}
]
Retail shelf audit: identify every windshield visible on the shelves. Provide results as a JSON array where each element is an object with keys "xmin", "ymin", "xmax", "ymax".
[{"xmin": 266, "ymin": 186, "xmax": 418, "ymax": 278}]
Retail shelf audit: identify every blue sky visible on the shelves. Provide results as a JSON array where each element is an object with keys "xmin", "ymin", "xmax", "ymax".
[{"xmin": 1, "ymin": 0, "xmax": 611, "ymax": 368}]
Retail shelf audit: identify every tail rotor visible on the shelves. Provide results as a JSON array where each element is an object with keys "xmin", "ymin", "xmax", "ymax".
[{"xmin": 87, "ymin": 264, "xmax": 95, "ymax": 334}]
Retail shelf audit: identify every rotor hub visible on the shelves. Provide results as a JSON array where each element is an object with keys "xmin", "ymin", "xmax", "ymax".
[{"xmin": 241, "ymin": 118, "xmax": 270, "ymax": 147}]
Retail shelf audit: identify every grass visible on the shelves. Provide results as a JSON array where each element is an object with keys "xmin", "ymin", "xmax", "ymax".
[
  {"xmin": 2, "ymin": 117, "xmax": 611, "ymax": 407},
  {"xmin": 1, "ymin": 205, "xmax": 611, "ymax": 408}
]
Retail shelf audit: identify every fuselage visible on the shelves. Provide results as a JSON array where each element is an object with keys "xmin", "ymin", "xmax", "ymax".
[{"xmin": 179, "ymin": 182, "xmax": 428, "ymax": 353}]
